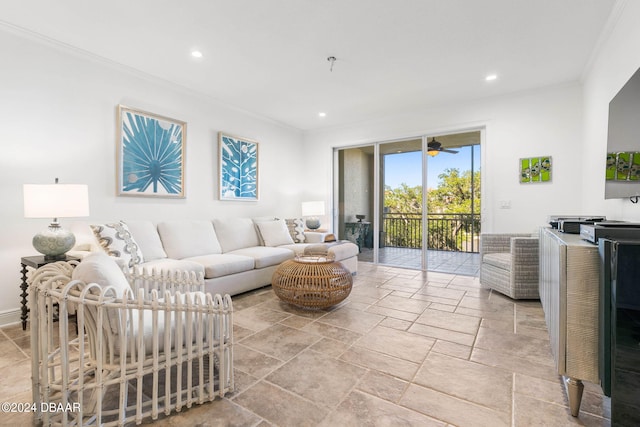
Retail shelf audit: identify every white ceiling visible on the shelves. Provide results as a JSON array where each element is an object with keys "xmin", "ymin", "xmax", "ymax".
[{"xmin": 1, "ymin": 0, "xmax": 617, "ymax": 131}]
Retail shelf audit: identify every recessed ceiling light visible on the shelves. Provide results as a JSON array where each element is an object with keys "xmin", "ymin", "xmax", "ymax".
[
  {"xmin": 485, "ymin": 74, "xmax": 497, "ymax": 81},
  {"xmin": 318, "ymin": 112, "xmax": 327, "ymax": 118},
  {"xmin": 191, "ymin": 50, "xmax": 203, "ymax": 58}
]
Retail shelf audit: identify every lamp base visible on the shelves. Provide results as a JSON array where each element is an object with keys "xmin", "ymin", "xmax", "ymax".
[
  {"xmin": 32, "ymin": 223, "xmax": 75, "ymax": 260},
  {"xmin": 305, "ymin": 218, "xmax": 321, "ymax": 230}
]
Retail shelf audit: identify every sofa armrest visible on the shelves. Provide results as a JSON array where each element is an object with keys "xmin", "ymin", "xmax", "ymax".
[{"xmin": 305, "ymin": 232, "xmax": 332, "ymax": 243}]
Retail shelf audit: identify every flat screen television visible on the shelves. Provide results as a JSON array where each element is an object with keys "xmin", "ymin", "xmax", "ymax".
[{"xmin": 605, "ymin": 67, "xmax": 640, "ymax": 199}]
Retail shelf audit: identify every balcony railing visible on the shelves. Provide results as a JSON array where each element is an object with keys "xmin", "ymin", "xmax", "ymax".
[{"xmin": 382, "ymin": 212, "xmax": 481, "ymax": 253}]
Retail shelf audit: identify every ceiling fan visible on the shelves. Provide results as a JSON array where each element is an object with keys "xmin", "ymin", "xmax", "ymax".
[{"xmin": 427, "ymin": 138, "xmax": 459, "ymax": 156}]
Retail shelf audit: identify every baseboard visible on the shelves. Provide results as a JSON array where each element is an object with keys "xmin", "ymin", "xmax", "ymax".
[{"xmin": 0, "ymin": 309, "xmax": 21, "ymax": 328}]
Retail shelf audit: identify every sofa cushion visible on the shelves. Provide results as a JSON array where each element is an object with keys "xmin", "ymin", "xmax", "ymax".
[
  {"xmin": 91, "ymin": 221, "xmax": 143, "ymax": 268},
  {"xmin": 125, "ymin": 220, "xmax": 168, "ymax": 262},
  {"xmin": 483, "ymin": 252, "xmax": 512, "ymax": 270},
  {"xmin": 256, "ymin": 219, "xmax": 295, "ymax": 247},
  {"xmin": 184, "ymin": 254, "xmax": 255, "ymax": 278},
  {"xmin": 213, "ymin": 218, "xmax": 261, "ymax": 252},
  {"xmin": 157, "ymin": 221, "xmax": 222, "ymax": 259},
  {"xmin": 228, "ymin": 246, "xmax": 294, "ymax": 269},
  {"xmin": 138, "ymin": 258, "xmax": 205, "ymax": 276},
  {"xmin": 285, "ymin": 218, "xmax": 306, "ymax": 243}
]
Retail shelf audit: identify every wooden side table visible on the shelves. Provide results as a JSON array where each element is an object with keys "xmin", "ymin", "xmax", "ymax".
[{"xmin": 20, "ymin": 255, "xmax": 80, "ymax": 330}]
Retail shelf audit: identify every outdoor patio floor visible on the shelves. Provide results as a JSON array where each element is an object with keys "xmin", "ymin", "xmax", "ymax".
[{"xmin": 359, "ymin": 247, "xmax": 481, "ymax": 276}]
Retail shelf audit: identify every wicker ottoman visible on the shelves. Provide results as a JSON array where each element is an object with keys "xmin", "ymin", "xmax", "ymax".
[{"xmin": 272, "ymin": 255, "xmax": 353, "ymax": 309}]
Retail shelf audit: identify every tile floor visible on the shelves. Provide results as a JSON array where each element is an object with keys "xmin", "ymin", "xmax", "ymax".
[{"xmin": 0, "ymin": 262, "xmax": 610, "ymax": 426}]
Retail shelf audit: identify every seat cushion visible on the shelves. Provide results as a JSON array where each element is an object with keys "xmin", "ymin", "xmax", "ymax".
[
  {"xmin": 228, "ymin": 246, "xmax": 294, "ymax": 269},
  {"xmin": 138, "ymin": 258, "xmax": 205, "ymax": 276},
  {"xmin": 483, "ymin": 252, "xmax": 512, "ymax": 270},
  {"xmin": 279, "ymin": 241, "xmax": 359, "ymax": 262},
  {"xmin": 183, "ymin": 254, "xmax": 255, "ymax": 278},
  {"xmin": 157, "ymin": 221, "xmax": 222, "ymax": 259}
]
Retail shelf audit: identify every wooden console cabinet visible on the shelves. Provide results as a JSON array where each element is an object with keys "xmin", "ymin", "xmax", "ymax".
[{"xmin": 538, "ymin": 228, "xmax": 601, "ymax": 417}]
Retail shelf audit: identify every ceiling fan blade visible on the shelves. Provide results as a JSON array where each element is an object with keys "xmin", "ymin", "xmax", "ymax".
[{"xmin": 441, "ymin": 149, "xmax": 459, "ymax": 154}]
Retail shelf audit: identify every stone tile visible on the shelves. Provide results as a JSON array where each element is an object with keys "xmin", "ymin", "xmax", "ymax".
[
  {"xmin": 320, "ymin": 390, "xmax": 446, "ymax": 426},
  {"xmin": 428, "ymin": 302, "xmax": 457, "ymax": 312},
  {"xmin": 415, "ymin": 308, "xmax": 481, "ymax": 335},
  {"xmin": 233, "ymin": 306, "xmax": 292, "ymax": 332},
  {"xmin": 408, "ymin": 322, "xmax": 476, "ymax": 346},
  {"xmin": 302, "ymin": 320, "xmax": 362, "ymax": 344},
  {"xmin": 355, "ymin": 325, "xmax": 434, "ymax": 363},
  {"xmin": 356, "ymin": 370, "xmax": 408, "ymax": 403},
  {"xmin": 431, "ymin": 340, "xmax": 472, "ymax": 360},
  {"xmin": 474, "ymin": 326, "xmax": 555, "ymax": 368},
  {"xmin": 400, "ymin": 383, "xmax": 510, "ymax": 427},
  {"xmin": 415, "ymin": 286, "xmax": 466, "ymax": 301},
  {"xmin": 470, "ymin": 347, "xmax": 559, "ymax": 383},
  {"xmin": 233, "ymin": 381, "xmax": 327, "ymax": 427},
  {"xmin": 374, "ymin": 294, "xmax": 431, "ymax": 315},
  {"xmin": 279, "ymin": 314, "xmax": 314, "ymax": 329},
  {"xmin": 233, "ymin": 324, "xmax": 256, "ymax": 342},
  {"xmin": 364, "ymin": 304, "xmax": 420, "ymax": 322},
  {"xmin": 0, "ymin": 338, "xmax": 28, "ymax": 370},
  {"xmin": 514, "ymin": 393, "xmax": 609, "ymax": 427},
  {"xmin": 233, "ymin": 344, "xmax": 283, "ymax": 379},
  {"xmin": 0, "ymin": 359, "xmax": 33, "ymax": 399},
  {"xmin": 340, "ymin": 346, "xmax": 419, "ymax": 381},
  {"xmin": 414, "ymin": 352, "xmax": 513, "ymax": 413},
  {"xmin": 266, "ymin": 350, "xmax": 366, "ymax": 407},
  {"xmin": 144, "ymin": 397, "xmax": 261, "ymax": 426},
  {"xmin": 239, "ymin": 324, "xmax": 320, "ymax": 361},
  {"xmin": 309, "ymin": 337, "xmax": 351, "ymax": 358},
  {"xmin": 378, "ymin": 317, "xmax": 412, "ymax": 331},
  {"xmin": 317, "ymin": 307, "xmax": 385, "ymax": 334}
]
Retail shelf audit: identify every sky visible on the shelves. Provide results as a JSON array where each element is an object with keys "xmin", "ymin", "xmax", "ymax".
[{"xmin": 384, "ymin": 145, "xmax": 480, "ymax": 189}]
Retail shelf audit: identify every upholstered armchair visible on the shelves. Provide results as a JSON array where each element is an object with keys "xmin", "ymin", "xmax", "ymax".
[
  {"xmin": 479, "ymin": 233, "xmax": 539, "ymax": 299},
  {"xmin": 29, "ymin": 253, "xmax": 233, "ymax": 426}
]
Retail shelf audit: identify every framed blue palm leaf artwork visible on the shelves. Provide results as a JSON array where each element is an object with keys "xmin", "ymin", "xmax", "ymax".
[
  {"xmin": 117, "ymin": 105, "xmax": 186, "ymax": 198},
  {"xmin": 218, "ymin": 132, "xmax": 259, "ymax": 201}
]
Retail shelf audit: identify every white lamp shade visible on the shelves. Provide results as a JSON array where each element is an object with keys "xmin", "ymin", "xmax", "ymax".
[
  {"xmin": 24, "ymin": 184, "xmax": 90, "ymax": 218},
  {"xmin": 301, "ymin": 201, "xmax": 325, "ymax": 217}
]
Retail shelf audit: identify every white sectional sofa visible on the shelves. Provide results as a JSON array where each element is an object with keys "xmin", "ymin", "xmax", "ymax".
[{"xmin": 72, "ymin": 217, "xmax": 359, "ymax": 297}]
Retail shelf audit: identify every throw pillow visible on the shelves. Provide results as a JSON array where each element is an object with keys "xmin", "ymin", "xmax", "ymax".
[
  {"xmin": 257, "ymin": 219, "xmax": 295, "ymax": 247},
  {"xmin": 285, "ymin": 218, "xmax": 306, "ymax": 243},
  {"xmin": 90, "ymin": 221, "xmax": 144, "ymax": 268}
]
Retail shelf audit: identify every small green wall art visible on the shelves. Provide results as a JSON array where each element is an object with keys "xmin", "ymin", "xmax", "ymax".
[
  {"xmin": 117, "ymin": 105, "xmax": 186, "ymax": 198},
  {"xmin": 520, "ymin": 156, "xmax": 552, "ymax": 183},
  {"xmin": 606, "ymin": 152, "xmax": 640, "ymax": 181},
  {"xmin": 218, "ymin": 132, "xmax": 259, "ymax": 201}
]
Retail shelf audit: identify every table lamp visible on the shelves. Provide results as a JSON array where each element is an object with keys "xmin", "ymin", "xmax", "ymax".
[
  {"xmin": 301, "ymin": 200, "xmax": 325, "ymax": 230},
  {"xmin": 23, "ymin": 178, "xmax": 90, "ymax": 260}
]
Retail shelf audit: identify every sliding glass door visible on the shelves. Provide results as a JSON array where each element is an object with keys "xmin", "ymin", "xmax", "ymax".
[{"xmin": 335, "ymin": 130, "xmax": 481, "ymax": 272}]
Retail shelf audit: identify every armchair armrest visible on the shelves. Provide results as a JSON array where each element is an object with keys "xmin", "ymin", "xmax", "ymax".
[{"xmin": 480, "ymin": 233, "xmax": 536, "ymax": 257}]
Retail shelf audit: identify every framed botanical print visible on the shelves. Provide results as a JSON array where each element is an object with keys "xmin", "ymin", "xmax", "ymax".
[
  {"xmin": 117, "ymin": 105, "xmax": 186, "ymax": 198},
  {"xmin": 218, "ymin": 132, "xmax": 259, "ymax": 201}
]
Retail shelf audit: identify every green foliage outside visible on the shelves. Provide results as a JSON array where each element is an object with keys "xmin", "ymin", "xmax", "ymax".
[{"xmin": 383, "ymin": 168, "xmax": 481, "ymax": 251}]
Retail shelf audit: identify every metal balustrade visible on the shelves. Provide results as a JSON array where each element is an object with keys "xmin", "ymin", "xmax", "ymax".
[{"xmin": 382, "ymin": 212, "xmax": 480, "ymax": 253}]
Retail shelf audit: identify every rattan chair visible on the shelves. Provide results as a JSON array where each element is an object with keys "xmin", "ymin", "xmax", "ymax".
[
  {"xmin": 479, "ymin": 233, "xmax": 539, "ymax": 299},
  {"xmin": 29, "ymin": 253, "xmax": 233, "ymax": 426}
]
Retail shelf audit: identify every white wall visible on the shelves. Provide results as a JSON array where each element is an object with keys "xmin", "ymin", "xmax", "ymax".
[
  {"xmin": 0, "ymin": 28, "xmax": 304, "ymax": 321},
  {"xmin": 303, "ymin": 83, "xmax": 585, "ymax": 235},
  {"xmin": 581, "ymin": 0, "xmax": 640, "ymax": 220}
]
